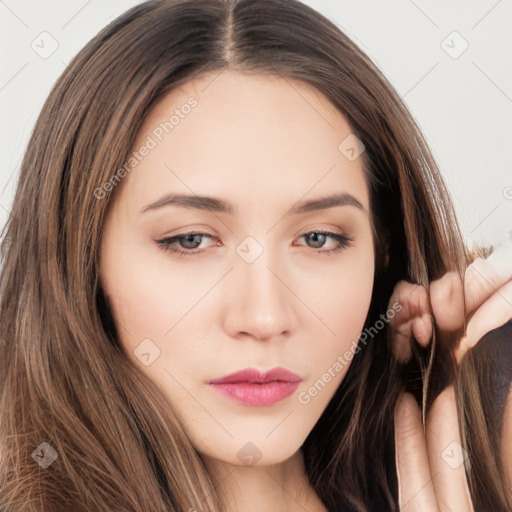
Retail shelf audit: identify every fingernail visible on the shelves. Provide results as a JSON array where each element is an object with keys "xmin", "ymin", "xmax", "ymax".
[{"xmin": 454, "ymin": 333, "xmax": 469, "ymax": 364}]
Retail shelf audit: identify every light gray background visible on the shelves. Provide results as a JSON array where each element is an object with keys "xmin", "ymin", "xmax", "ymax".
[{"xmin": 1, "ymin": 0, "xmax": 511, "ymax": 251}]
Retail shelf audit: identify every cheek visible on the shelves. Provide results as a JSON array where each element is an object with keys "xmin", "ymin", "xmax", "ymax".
[
  {"xmin": 101, "ymin": 262, "xmax": 164, "ymax": 341},
  {"xmin": 299, "ymin": 245, "xmax": 375, "ymax": 345},
  {"xmin": 100, "ymin": 246, "xmax": 222, "ymax": 376},
  {"xmin": 292, "ymin": 249, "xmax": 374, "ymax": 422},
  {"xmin": 99, "ymin": 246, "xmax": 173, "ymax": 370},
  {"xmin": 100, "ymin": 223, "xmax": 196, "ymax": 337},
  {"xmin": 289, "ymin": 242, "xmax": 374, "ymax": 395}
]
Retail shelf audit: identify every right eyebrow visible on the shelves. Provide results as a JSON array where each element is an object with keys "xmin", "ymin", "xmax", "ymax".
[{"xmin": 140, "ymin": 194, "xmax": 234, "ymax": 215}]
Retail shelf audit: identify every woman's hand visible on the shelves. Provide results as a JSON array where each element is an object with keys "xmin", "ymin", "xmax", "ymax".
[
  {"xmin": 390, "ymin": 239, "xmax": 512, "ymax": 510},
  {"xmin": 394, "ymin": 389, "xmax": 472, "ymax": 511},
  {"xmin": 389, "ymin": 239, "xmax": 512, "ymax": 365}
]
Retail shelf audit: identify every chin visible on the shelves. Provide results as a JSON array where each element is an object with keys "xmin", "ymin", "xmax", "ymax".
[{"xmin": 198, "ymin": 437, "xmax": 302, "ymax": 468}]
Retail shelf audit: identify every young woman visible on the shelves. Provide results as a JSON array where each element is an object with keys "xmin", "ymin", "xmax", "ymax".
[{"xmin": 0, "ymin": 1, "xmax": 511, "ymax": 510}]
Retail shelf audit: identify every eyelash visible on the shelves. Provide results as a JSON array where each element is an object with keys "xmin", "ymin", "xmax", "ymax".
[{"xmin": 156, "ymin": 230, "xmax": 354, "ymax": 257}]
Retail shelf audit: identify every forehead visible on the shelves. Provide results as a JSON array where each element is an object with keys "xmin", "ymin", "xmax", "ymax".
[{"xmin": 114, "ymin": 70, "xmax": 370, "ymax": 218}]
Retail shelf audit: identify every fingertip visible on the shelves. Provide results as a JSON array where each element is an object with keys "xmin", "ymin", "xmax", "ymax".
[
  {"xmin": 392, "ymin": 338, "xmax": 412, "ymax": 363},
  {"xmin": 453, "ymin": 334, "xmax": 469, "ymax": 365},
  {"xmin": 430, "ymin": 271, "xmax": 465, "ymax": 331},
  {"xmin": 411, "ymin": 313, "xmax": 433, "ymax": 348},
  {"xmin": 395, "ymin": 392, "xmax": 420, "ymax": 422}
]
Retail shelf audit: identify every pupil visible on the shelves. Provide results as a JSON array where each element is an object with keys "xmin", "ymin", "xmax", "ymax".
[
  {"xmin": 181, "ymin": 234, "xmax": 201, "ymax": 249},
  {"xmin": 309, "ymin": 233, "xmax": 326, "ymax": 248}
]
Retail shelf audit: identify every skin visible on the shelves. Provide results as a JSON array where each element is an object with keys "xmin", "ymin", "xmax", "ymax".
[
  {"xmin": 391, "ymin": 249, "xmax": 512, "ymax": 510},
  {"xmin": 98, "ymin": 70, "xmax": 375, "ymax": 512},
  {"xmin": 98, "ymin": 67, "xmax": 512, "ymax": 510}
]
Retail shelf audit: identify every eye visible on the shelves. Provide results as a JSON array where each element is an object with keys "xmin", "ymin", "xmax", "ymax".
[
  {"xmin": 156, "ymin": 229, "xmax": 354, "ymax": 257},
  {"xmin": 156, "ymin": 232, "xmax": 216, "ymax": 256},
  {"xmin": 296, "ymin": 230, "xmax": 354, "ymax": 254}
]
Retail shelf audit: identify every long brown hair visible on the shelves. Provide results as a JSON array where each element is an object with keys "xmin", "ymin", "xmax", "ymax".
[{"xmin": 0, "ymin": 0, "xmax": 501, "ymax": 510}]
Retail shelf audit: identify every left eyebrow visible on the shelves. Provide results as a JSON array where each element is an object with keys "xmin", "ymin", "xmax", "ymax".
[
  {"xmin": 140, "ymin": 192, "xmax": 367, "ymax": 216},
  {"xmin": 289, "ymin": 192, "xmax": 367, "ymax": 215}
]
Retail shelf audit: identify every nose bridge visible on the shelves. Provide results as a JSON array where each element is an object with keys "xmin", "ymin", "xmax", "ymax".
[{"xmin": 224, "ymin": 235, "xmax": 295, "ymax": 340}]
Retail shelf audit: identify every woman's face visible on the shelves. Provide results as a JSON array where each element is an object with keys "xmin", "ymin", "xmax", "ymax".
[{"xmin": 98, "ymin": 70, "xmax": 375, "ymax": 467}]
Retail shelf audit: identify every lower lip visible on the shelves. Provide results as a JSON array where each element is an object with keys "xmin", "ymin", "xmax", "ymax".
[{"xmin": 209, "ymin": 381, "xmax": 300, "ymax": 406}]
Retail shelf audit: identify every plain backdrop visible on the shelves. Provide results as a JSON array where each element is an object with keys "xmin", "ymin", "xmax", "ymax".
[{"xmin": 1, "ymin": 0, "xmax": 511, "ymax": 251}]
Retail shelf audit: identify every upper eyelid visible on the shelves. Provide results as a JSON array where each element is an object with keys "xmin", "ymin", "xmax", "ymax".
[{"xmin": 161, "ymin": 228, "xmax": 347, "ymax": 240}]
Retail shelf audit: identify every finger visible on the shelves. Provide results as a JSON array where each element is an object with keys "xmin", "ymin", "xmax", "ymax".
[
  {"xmin": 429, "ymin": 242, "xmax": 511, "ymax": 324},
  {"xmin": 394, "ymin": 393, "xmax": 438, "ymax": 511},
  {"xmin": 426, "ymin": 386, "xmax": 474, "ymax": 512},
  {"xmin": 436, "ymin": 241, "xmax": 512, "ymax": 361},
  {"xmin": 429, "ymin": 272, "xmax": 465, "ymax": 332},
  {"xmin": 389, "ymin": 282, "xmax": 433, "ymax": 363},
  {"xmin": 391, "ymin": 312, "xmax": 432, "ymax": 363},
  {"xmin": 485, "ymin": 236, "xmax": 512, "ymax": 281},
  {"xmin": 464, "ymin": 250, "xmax": 512, "ymax": 316},
  {"xmin": 454, "ymin": 279, "xmax": 512, "ymax": 364},
  {"xmin": 410, "ymin": 313, "xmax": 434, "ymax": 349}
]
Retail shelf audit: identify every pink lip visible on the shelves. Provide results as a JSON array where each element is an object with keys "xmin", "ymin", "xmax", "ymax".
[{"xmin": 207, "ymin": 367, "xmax": 302, "ymax": 406}]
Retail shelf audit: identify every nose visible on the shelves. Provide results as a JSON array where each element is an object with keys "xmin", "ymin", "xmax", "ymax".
[{"xmin": 222, "ymin": 246, "xmax": 298, "ymax": 342}]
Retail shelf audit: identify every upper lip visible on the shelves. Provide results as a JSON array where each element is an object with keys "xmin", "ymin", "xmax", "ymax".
[{"xmin": 207, "ymin": 367, "xmax": 302, "ymax": 384}]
